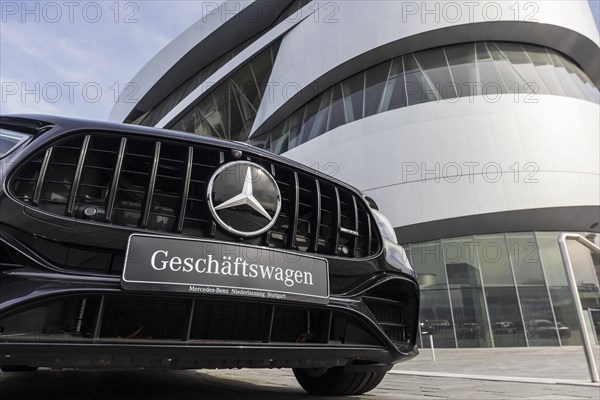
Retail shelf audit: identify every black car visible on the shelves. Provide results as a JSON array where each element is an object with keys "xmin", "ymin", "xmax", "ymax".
[{"xmin": 0, "ymin": 115, "xmax": 419, "ymax": 396}]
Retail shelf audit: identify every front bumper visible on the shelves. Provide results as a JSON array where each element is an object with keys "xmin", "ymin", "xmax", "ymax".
[{"xmin": 0, "ymin": 266, "xmax": 418, "ymax": 369}]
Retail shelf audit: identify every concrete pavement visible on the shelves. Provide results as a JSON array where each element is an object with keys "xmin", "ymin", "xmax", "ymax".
[
  {"xmin": 1, "ymin": 346, "xmax": 599, "ymax": 399},
  {"xmin": 394, "ymin": 346, "xmax": 600, "ymax": 385}
]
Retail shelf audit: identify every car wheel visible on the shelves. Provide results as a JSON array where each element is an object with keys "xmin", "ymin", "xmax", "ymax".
[
  {"xmin": 293, "ymin": 365, "xmax": 389, "ymax": 396},
  {"xmin": 0, "ymin": 365, "xmax": 38, "ymax": 372}
]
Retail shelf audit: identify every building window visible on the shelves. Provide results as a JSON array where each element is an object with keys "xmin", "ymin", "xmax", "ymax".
[
  {"xmin": 138, "ymin": 35, "xmax": 260, "ymax": 127},
  {"xmin": 169, "ymin": 41, "xmax": 281, "ymax": 142},
  {"xmin": 409, "ymin": 232, "xmax": 600, "ymax": 349},
  {"xmin": 135, "ymin": 1, "xmax": 317, "ymax": 127},
  {"xmin": 256, "ymin": 42, "xmax": 599, "ymax": 154}
]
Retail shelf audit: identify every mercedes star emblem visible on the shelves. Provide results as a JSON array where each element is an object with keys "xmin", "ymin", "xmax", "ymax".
[{"xmin": 207, "ymin": 161, "xmax": 281, "ymax": 237}]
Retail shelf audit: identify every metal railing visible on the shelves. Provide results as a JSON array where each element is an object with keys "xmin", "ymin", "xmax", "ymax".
[{"xmin": 557, "ymin": 233, "xmax": 600, "ymax": 383}]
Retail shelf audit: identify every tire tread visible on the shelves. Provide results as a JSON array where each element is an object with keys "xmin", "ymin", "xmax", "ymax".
[{"xmin": 293, "ymin": 365, "xmax": 388, "ymax": 396}]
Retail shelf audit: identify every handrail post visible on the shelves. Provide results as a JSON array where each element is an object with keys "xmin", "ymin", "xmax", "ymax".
[
  {"xmin": 429, "ymin": 334, "xmax": 436, "ymax": 362},
  {"xmin": 557, "ymin": 233, "xmax": 600, "ymax": 383}
]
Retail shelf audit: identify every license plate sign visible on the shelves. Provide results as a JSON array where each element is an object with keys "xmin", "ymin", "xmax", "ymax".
[{"xmin": 122, "ymin": 234, "xmax": 329, "ymax": 304}]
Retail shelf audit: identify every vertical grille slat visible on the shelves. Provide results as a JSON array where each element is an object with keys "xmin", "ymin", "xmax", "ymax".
[
  {"xmin": 351, "ymin": 196, "xmax": 360, "ymax": 257},
  {"xmin": 310, "ymin": 179, "xmax": 321, "ymax": 253},
  {"xmin": 66, "ymin": 135, "xmax": 91, "ymax": 217},
  {"xmin": 177, "ymin": 146, "xmax": 194, "ymax": 233},
  {"xmin": 32, "ymin": 147, "xmax": 53, "ymax": 206},
  {"xmin": 184, "ymin": 299, "xmax": 195, "ymax": 341},
  {"xmin": 287, "ymin": 172, "xmax": 300, "ymax": 249},
  {"xmin": 139, "ymin": 142, "xmax": 161, "ymax": 229},
  {"xmin": 105, "ymin": 137, "xmax": 127, "ymax": 223},
  {"xmin": 366, "ymin": 213, "xmax": 373, "ymax": 255},
  {"xmin": 331, "ymin": 187, "xmax": 341, "ymax": 255}
]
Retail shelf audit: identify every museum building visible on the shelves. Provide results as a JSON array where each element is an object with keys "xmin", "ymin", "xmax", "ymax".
[{"xmin": 110, "ymin": 0, "xmax": 600, "ymax": 348}]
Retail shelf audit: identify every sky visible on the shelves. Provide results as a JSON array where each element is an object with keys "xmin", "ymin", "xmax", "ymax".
[
  {"xmin": 0, "ymin": 1, "xmax": 221, "ymax": 120},
  {"xmin": 0, "ymin": 0, "xmax": 599, "ymax": 122},
  {"xmin": 592, "ymin": 0, "xmax": 600, "ymax": 30}
]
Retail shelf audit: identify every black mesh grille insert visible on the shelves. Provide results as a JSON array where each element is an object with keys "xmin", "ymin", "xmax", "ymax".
[
  {"xmin": 364, "ymin": 297, "xmax": 408, "ymax": 343},
  {"xmin": 9, "ymin": 131, "xmax": 380, "ymax": 271},
  {"xmin": 190, "ymin": 302, "xmax": 267, "ymax": 341},
  {"xmin": 0, "ymin": 294, "xmax": 385, "ymax": 349},
  {"xmin": 100, "ymin": 296, "xmax": 187, "ymax": 340}
]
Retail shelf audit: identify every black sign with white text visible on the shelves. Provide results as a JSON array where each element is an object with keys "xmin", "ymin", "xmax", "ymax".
[{"xmin": 122, "ymin": 234, "xmax": 330, "ymax": 304}]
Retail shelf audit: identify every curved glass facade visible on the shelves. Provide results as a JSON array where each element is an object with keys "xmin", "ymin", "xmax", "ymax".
[
  {"xmin": 138, "ymin": 35, "xmax": 259, "ymax": 127},
  {"xmin": 252, "ymin": 42, "xmax": 599, "ymax": 154},
  {"xmin": 136, "ymin": 0, "xmax": 313, "ymax": 127},
  {"xmin": 162, "ymin": 41, "xmax": 598, "ymax": 153},
  {"xmin": 169, "ymin": 42, "xmax": 280, "ymax": 142},
  {"xmin": 408, "ymin": 232, "xmax": 600, "ymax": 348}
]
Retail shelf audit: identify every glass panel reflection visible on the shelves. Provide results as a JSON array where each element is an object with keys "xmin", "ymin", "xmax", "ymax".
[
  {"xmin": 379, "ymin": 58, "xmax": 407, "ymax": 112},
  {"xmin": 168, "ymin": 42, "xmax": 281, "ymax": 142},
  {"xmin": 548, "ymin": 50, "xmax": 585, "ymax": 99},
  {"xmin": 475, "ymin": 42, "xmax": 506, "ymax": 96},
  {"xmin": 298, "ymin": 95, "xmax": 322, "ymax": 143},
  {"xmin": 485, "ymin": 287, "xmax": 528, "ymax": 347},
  {"xmin": 415, "ymin": 47, "xmax": 457, "ymax": 100},
  {"xmin": 341, "ymin": 72, "xmax": 365, "ymax": 123},
  {"xmin": 488, "ymin": 42, "xmax": 534, "ymax": 94},
  {"xmin": 548, "ymin": 287, "xmax": 581, "ymax": 345},
  {"xmin": 507, "ymin": 233, "xmax": 558, "ymax": 346},
  {"xmin": 523, "ymin": 44, "xmax": 566, "ymax": 96},
  {"xmin": 409, "ymin": 241, "xmax": 457, "ymax": 348},
  {"xmin": 308, "ymin": 89, "xmax": 332, "ymax": 140},
  {"xmin": 567, "ymin": 237, "xmax": 600, "ymax": 311},
  {"xmin": 364, "ymin": 61, "xmax": 391, "ymax": 117},
  {"xmin": 477, "ymin": 235, "xmax": 526, "ymax": 347},
  {"xmin": 328, "ymin": 84, "xmax": 346, "ymax": 131},
  {"xmin": 445, "ymin": 43, "xmax": 478, "ymax": 98},
  {"xmin": 141, "ymin": 34, "xmax": 259, "ymax": 127},
  {"xmin": 404, "ymin": 54, "xmax": 437, "ymax": 106},
  {"xmin": 497, "ymin": 43, "xmax": 550, "ymax": 95},
  {"xmin": 444, "ymin": 237, "xmax": 492, "ymax": 348}
]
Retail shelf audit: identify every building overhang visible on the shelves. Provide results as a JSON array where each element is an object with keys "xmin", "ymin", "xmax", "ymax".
[{"xmin": 396, "ymin": 206, "xmax": 600, "ymax": 244}]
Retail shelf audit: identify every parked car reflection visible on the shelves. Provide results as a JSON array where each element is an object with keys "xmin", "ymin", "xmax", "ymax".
[
  {"xmin": 456, "ymin": 322, "xmax": 481, "ymax": 340},
  {"xmin": 492, "ymin": 321, "xmax": 516, "ymax": 334},
  {"xmin": 526, "ymin": 319, "xmax": 571, "ymax": 338},
  {"xmin": 420, "ymin": 319, "xmax": 452, "ymax": 334}
]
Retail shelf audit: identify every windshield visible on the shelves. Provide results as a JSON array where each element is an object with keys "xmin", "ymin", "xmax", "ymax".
[{"xmin": 0, "ymin": 129, "xmax": 30, "ymax": 158}]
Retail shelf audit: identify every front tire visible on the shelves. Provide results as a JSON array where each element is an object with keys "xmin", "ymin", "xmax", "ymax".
[{"xmin": 293, "ymin": 365, "xmax": 390, "ymax": 396}]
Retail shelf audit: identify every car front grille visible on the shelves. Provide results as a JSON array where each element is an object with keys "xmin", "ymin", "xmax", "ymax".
[
  {"xmin": 8, "ymin": 132, "xmax": 380, "ymax": 265},
  {"xmin": 0, "ymin": 294, "xmax": 383, "ymax": 349}
]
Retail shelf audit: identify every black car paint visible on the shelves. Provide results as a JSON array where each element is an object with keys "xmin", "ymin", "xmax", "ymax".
[{"xmin": 0, "ymin": 115, "xmax": 419, "ymax": 370}]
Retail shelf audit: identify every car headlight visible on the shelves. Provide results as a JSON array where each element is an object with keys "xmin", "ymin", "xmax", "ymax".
[
  {"xmin": 371, "ymin": 209, "xmax": 398, "ymax": 244},
  {"xmin": 0, "ymin": 129, "xmax": 30, "ymax": 159}
]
